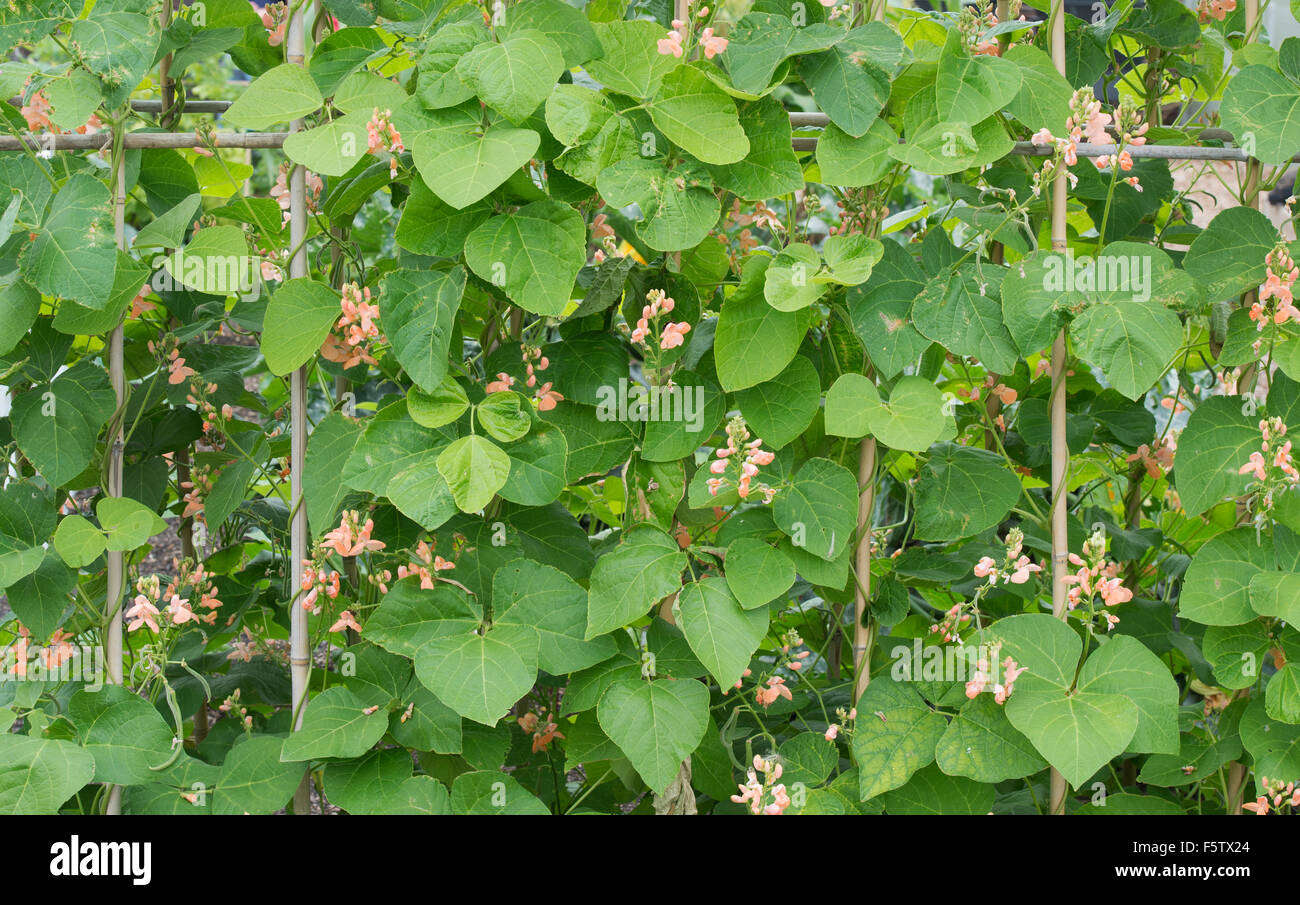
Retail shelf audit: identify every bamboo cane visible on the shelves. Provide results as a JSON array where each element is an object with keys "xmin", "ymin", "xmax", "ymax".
[
  {"xmin": 1224, "ymin": 0, "xmax": 1262, "ymax": 818},
  {"xmin": 1047, "ymin": 0, "xmax": 1070, "ymax": 817},
  {"xmin": 287, "ymin": 1, "xmax": 313, "ymax": 817},
  {"xmin": 104, "ymin": 153, "xmax": 127, "ymax": 816}
]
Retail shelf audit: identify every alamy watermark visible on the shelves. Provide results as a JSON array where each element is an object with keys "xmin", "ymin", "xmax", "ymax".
[
  {"xmin": 594, "ymin": 378, "xmax": 706, "ymax": 433},
  {"xmin": 1040, "ymin": 249, "xmax": 1152, "ymax": 303}
]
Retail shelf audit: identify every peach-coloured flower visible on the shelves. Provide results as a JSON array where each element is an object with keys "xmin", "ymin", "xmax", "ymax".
[{"xmin": 330, "ymin": 610, "xmax": 363, "ymax": 633}]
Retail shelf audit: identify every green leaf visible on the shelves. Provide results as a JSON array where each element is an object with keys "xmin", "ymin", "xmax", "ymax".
[
  {"xmin": 721, "ymin": 13, "xmax": 843, "ymax": 95},
  {"xmin": 96, "ymin": 496, "xmax": 166, "ymax": 551},
  {"xmin": 450, "ymin": 770, "xmax": 549, "ymax": 814},
  {"xmin": 1070, "ymin": 298, "xmax": 1183, "ymax": 401},
  {"xmin": 764, "ymin": 243, "xmax": 825, "ymax": 311},
  {"xmin": 53, "ymin": 514, "xmax": 106, "ymax": 568},
  {"xmin": 824, "ymin": 372, "xmax": 881, "ymax": 439},
  {"xmin": 395, "ymin": 180, "xmax": 490, "ymax": 258},
  {"xmin": 163, "ymin": 224, "xmax": 252, "ymax": 295},
  {"xmin": 19, "ymin": 172, "xmax": 116, "ymax": 308},
  {"xmin": 133, "ymin": 193, "xmax": 202, "ymax": 249},
  {"xmin": 648, "ymin": 63, "xmax": 749, "ymax": 165},
  {"xmin": 260, "ymin": 278, "xmax": 339, "ymax": 376},
  {"xmin": 774, "ymin": 457, "xmax": 858, "ymax": 562},
  {"xmin": 280, "ymin": 686, "xmax": 388, "ymax": 761},
  {"xmin": 437, "ymin": 434, "xmax": 511, "ymax": 513},
  {"xmin": 993, "ymin": 615, "xmax": 1140, "ymax": 788},
  {"xmin": 877, "ymin": 763, "xmax": 996, "ymax": 815},
  {"xmin": 224, "ymin": 62, "xmax": 324, "ymax": 129},
  {"xmin": 715, "ymin": 284, "xmax": 804, "ymax": 392},
  {"xmin": 914, "ymin": 444, "xmax": 1022, "ymax": 541},
  {"xmin": 1220, "ymin": 64, "xmax": 1300, "ymax": 166},
  {"xmin": 0, "ymin": 734, "xmax": 94, "ymax": 814},
  {"xmin": 1171, "ymin": 396, "xmax": 1258, "ymax": 517},
  {"xmin": 11, "ymin": 360, "xmax": 116, "ymax": 488},
  {"xmin": 363, "ymin": 580, "xmax": 479, "ymax": 658},
  {"xmin": 501, "ymin": 0, "xmax": 602, "ymax": 67},
  {"xmin": 1181, "ymin": 528, "xmax": 1272, "ymax": 626},
  {"xmin": 215, "ymin": 736, "xmax": 306, "ymax": 815},
  {"xmin": 1183, "ymin": 206, "xmax": 1284, "ymax": 300},
  {"xmin": 325, "ymin": 748, "xmax": 450, "ymax": 815},
  {"xmin": 586, "ymin": 525, "xmax": 686, "ymax": 639},
  {"xmin": 414, "ymin": 623, "xmax": 539, "ymax": 726},
  {"xmin": 382, "ymin": 267, "xmax": 466, "ymax": 392},
  {"xmin": 1203, "ymin": 621, "xmax": 1275, "ymax": 689},
  {"xmin": 5, "ymin": 550, "xmax": 74, "ymax": 640},
  {"xmin": 851, "ymin": 680, "xmax": 947, "ymax": 801},
  {"xmin": 408, "ymin": 379, "xmax": 470, "ymax": 429},
  {"xmin": 706, "ymin": 97, "xmax": 804, "ymax": 200},
  {"xmin": 798, "ymin": 24, "xmax": 896, "ymax": 138},
  {"xmin": 1251, "ymin": 570, "xmax": 1300, "ymax": 624},
  {"xmin": 597, "ymin": 674, "xmax": 710, "ymax": 795},
  {"xmin": 866, "ymin": 376, "xmax": 946, "ymax": 452},
  {"xmin": 596, "ymin": 157, "xmax": 719, "ymax": 252},
  {"xmin": 777, "ymin": 731, "xmax": 840, "ymax": 786},
  {"xmin": 282, "ymin": 110, "xmax": 370, "ymax": 177},
  {"xmin": 70, "ymin": 685, "xmax": 175, "ymax": 785},
  {"xmin": 303, "ymin": 411, "xmax": 363, "ymax": 537},
  {"xmin": 1266, "ymin": 663, "xmax": 1300, "ymax": 724},
  {"xmin": 1004, "ymin": 44, "xmax": 1072, "ymax": 131},
  {"xmin": 500, "ymin": 423, "xmax": 568, "ymax": 506},
  {"xmin": 1077, "ymin": 635, "xmax": 1180, "ymax": 754},
  {"xmin": 935, "ymin": 694, "xmax": 1047, "ymax": 783},
  {"xmin": 936, "ymin": 31, "xmax": 1022, "ymax": 124},
  {"xmin": 401, "ymin": 102, "xmax": 539, "ymax": 210},
  {"xmin": 584, "ymin": 20, "xmax": 681, "ymax": 99},
  {"xmin": 494, "ymin": 559, "xmax": 617, "ymax": 674},
  {"xmin": 734, "ymin": 354, "xmax": 820, "ymax": 448},
  {"xmin": 0, "ymin": 482, "xmax": 54, "ymax": 589},
  {"xmin": 457, "ymin": 29, "xmax": 565, "ymax": 123},
  {"xmin": 911, "ymin": 269, "xmax": 1017, "ymax": 374},
  {"xmin": 676, "ymin": 577, "xmax": 769, "ymax": 687},
  {"xmin": 817, "ymin": 117, "xmax": 899, "ymax": 188},
  {"xmin": 724, "ymin": 537, "xmax": 796, "ymax": 610},
  {"xmin": 464, "ymin": 201, "xmax": 586, "ymax": 316}
]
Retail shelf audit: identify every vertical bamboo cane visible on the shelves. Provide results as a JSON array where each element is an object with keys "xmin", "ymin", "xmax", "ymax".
[
  {"xmin": 104, "ymin": 155, "xmax": 127, "ymax": 815},
  {"xmin": 848, "ymin": 0, "xmax": 887, "ymax": 709},
  {"xmin": 1047, "ymin": 0, "xmax": 1070, "ymax": 816},
  {"xmin": 287, "ymin": 2, "xmax": 312, "ymax": 816},
  {"xmin": 1224, "ymin": 0, "xmax": 1262, "ymax": 816}
]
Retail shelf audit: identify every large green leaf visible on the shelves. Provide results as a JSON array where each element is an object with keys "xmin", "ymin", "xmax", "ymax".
[
  {"xmin": 0, "ymin": 734, "xmax": 95, "ymax": 815},
  {"xmin": 70, "ymin": 686, "xmax": 175, "ymax": 785},
  {"xmin": 584, "ymin": 20, "xmax": 681, "ymax": 99},
  {"xmin": 493, "ymin": 559, "xmax": 617, "ymax": 674},
  {"xmin": 798, "ymin": 24, "xmax": 897, "ymax": 138},
  {"xmin": 1220, "ymin": 64, "xmax": 1300, "ymax": 166},
  {"xmin": 914, "ymin": 444, "xmax": 1022, "ymax": 541},
  {"xmin": 721, "ymin": 13, "xmax": 843, "ymax": 95},
  {"xmin": 715, "ymin": 257, "xmax": 804, "ymax": 391},
  {"xmin": 597, "ymin": 673, "xmax": 710, "ymax": 795},
  {"xmin": 280, "ymin": 686, "xmax": 388, "ymax": 761},
  {"xmin": 215, "ymin": 736, "xmax": 305, "ymax": 815},
  {"xmin": 456, "ymin": 29, "xmax": 565, "ymax": 123},
  {"xmin": 934, "ymin": 694, "xmax": 1047, "ymax": 783},
  {"xmin": 648, "ymin": 64, "xmax": 749, "ymax": 165},
  {"xmin": 414, "ymin": 623, "xmax": 539, "ymax": 727},
  {"xmin": 676, "ymin": 577, "xmax": 769, "ymax": 688},
  {"xmin": 774, "ymin": 457, "xmax": 858, "ymax": 562},
  {"xmin": 11, "ymin": 361, "xmax": 116, "ymax": 488},
  {"xmin": 1172, "ymin": 396, "xmax": 1258, "ymax": 517},
  {"xmin": 381, "ymin": 267, "xmax": 466, "ymax": 392},
  {"xmin": 586, "ymin": 525, "xmax": 686, "ymax": 639},
  {"xmin": 464, "ymin": 201, "xmax": 585, "ymax": 316},
  {"xmin": 224, "ymin": 62, "xmax": 324, "ymax": 129},
  {"xmin": 437, "ymin": 434, "xmax": 511, "ymax": 513},
  {"xmin": 400, "ymin": 102, "xmax": 540, "ymax": 210},
  {"xmin": 1180, "ymin": 528, "xmax": 1272, "ymax": 626},
  {"xmin": 260, "ymin": 278, "xmax": 339, "ymax": 376},
  {"xmin": 851, "ymin": 680, "xmax": 947, "ymax": 801},
  {"xmin": 19, "ymin": 172, "xmax": 116, "ymax": 308}
]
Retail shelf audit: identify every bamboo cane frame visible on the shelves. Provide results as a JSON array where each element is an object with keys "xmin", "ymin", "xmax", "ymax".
[
  {"xmin": 4, "ymin": 5, "xmax": 1283, "ymax": 818},
  {"xmin": 1046, "ymin": 0, "xmax": 1071, "ymax": 817}
]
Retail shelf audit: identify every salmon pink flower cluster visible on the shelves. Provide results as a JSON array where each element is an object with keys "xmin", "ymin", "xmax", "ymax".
[
  {"xmin": 707, "ymin": 416, "xmax": 779, "ymax": 502},
  {"xmin": 1242, "ymin": 776, "xmax": 1300, "ymax": 814},
  {"xmin": 656, "ymin": 3, "xmax": 727, "ymax": 60},
  {"xmin": 824, "ymin": 706, "xmax": 856, "ymax": 743},
  {"xmin": 6, "ymin": 624, "xmax": 76, "ymax": 676},
  {"xmin": 1249, "ymin": 242, "xmax": 1300, "ymax": 336},
  {"xmin": 366, "ymin": 107, "xmax": 404, "ymax": 176},
  {"xmin": 1028, "ymin": 88, "xmax": 1146, "ymax": 194},
  {"xmin": 930, "ymin": 602, "xmax": 972, "ymax": 642},
  {"xmin": 731, "ymin": 755, "xmax": 792, "ymax": 815},
  {"xmin": 486, "ymin": 344, "xmax": 564, "ymax": 411},
  {"xmin": 270, "ymin": 163, "xmax": 322, "ymax": 225},
  {"xmin": 125, "ymin": 564, "xmax": 222, "ymax": 634},
  {"xmin": 1237, "ymin": 416, "xmax": 1300, "ymax": 522},
  {"xmin": 518, "ymin": 709, "xmax": 565, "ymax": 753},
  {"xmin": 322, "ymin": 282, "xmax": 382, "ymax": 369},
  {"xmin": 394, "ymin": 539, "xmax": 455, "ymax": 590},
  {"xmin": 218, "ymin": 688, "xmax": 255, "ymax": 731},
  {"xmin": 630, "ymin": 289, "xmax": 691, "ymax": 352},
  {"xmin": 1062, "ymin": 527, "xmax": 1132, "ymax": 626},
  {"xmin": 178, "ymin": 463, "xmax": 213, "ymax": 522},
  {"xmin": 964, "ymin": 641, "xmax": 1027, "ymax": 704},
  {"xmin": 972, "ymin": 528, "xmax": 1042, "ymax": 587},
  {"xmin": 299, "ymin": 560, "xmax": 341, "ymax": 614},
  {"xmin": 256, "ymin": 1, "xmax": 288, "ymax": 45},
  {"xmin": 1126, "ymin": 436, "xmax": 1176, "ymax": 479},
  {"xmin": 323, "ymin": 510, "xmax": 387, "ymax": 557},
  {"xmin": 755, "ymin": 675, "xmax": 793, "ymax": 708},
  {"xmin": 1196, "ymin": 0, "xmax": 1236, "ymax": 20}
]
